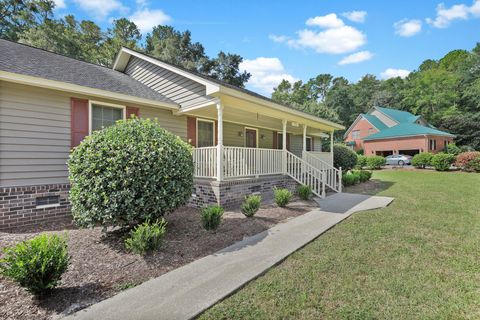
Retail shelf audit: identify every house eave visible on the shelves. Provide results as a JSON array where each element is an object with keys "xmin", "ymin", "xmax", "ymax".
[{"xmin": 364, "ymin": 133, "xmax": 455, "ymax": 142}]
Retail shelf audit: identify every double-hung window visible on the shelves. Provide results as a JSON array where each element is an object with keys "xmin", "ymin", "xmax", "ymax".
[
  {"xmin": 91, "ymin": 103, "xmax": 125, "ymax": 132},
  {"xmin": 197, "ymin": 119, "xmax": 215, "ymax": 147},
  {"xmin": 429, "ymin": 139, "xmax": 436, "ymax": 151},
  {"xmin": 352, "ymin": 130, "xmax": 360, "ymax": 139}
]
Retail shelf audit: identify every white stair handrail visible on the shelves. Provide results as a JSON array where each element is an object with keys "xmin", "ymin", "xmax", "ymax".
[
  {"xmin": 302, "ymin": 151, "xmax": 342, "ymax": 193},
  {"xmin": 285, "ymin": 151, "xmax": 326, "ymax": 198}
]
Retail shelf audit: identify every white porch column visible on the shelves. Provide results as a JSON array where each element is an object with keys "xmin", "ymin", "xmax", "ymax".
[
  {"xmin": 330, "ymin": 131, "xmax": 334, "ymax": 166},
  {"xmin": 302, "ymin": 124, "xmax": 307, "ymax": 153},
  {"xmin": 282, "ymin": 119, "xmax": 287, "ymax": 174},
  {"xmin": 216, "ymin": 102, "xmax": 224, "ymax": 181}
]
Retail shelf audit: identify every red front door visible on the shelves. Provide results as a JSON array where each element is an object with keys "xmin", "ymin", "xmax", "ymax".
[{"xmin": 245, "ymin": 128, "xmax": 257, "ymax": 148}]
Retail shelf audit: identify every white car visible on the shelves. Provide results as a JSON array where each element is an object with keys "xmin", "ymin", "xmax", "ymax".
[{"xmin": 385, "ymin": 154, "xmax": 412, "ymax": 166}]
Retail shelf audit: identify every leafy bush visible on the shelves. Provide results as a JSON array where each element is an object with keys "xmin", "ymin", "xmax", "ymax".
[
  {"xmin": 0, "ymin": 234, "xmax": 70, "ymax": 295},
  {"xmin": 342, "ymin": 171, "xmax": 360, "ymax": 186},
  {"xmin": 201, "ymin": 205, "xmax": 224, "ymax": 231},
  {"xmin": 297, "ymin": 185, "xmax": 312, "ymax": 200},
  {"xmin": 68, "ymin": 118, "xmax": 194, "ymax": 229},
  {"xmin": 356, "ymin": 155, "xmax": 367, "ymax": 169},
  {"xmin": 241, "ymin": 195, "xmax": 262, "ymax": 217},
  {"xmin": 357, "ymin": 170, "xmax": 372, "ymax": 182},
  {"xmin": 455, "ymin": 151, "xmax": 480, "ymax": 172},
  {"xmin": 366, "ymin": 156, "xmax": 386, "ymax": 170},
  {"xmin": 125, "ymin": 219, "xmax": 167, "ymax": 254},
  {"xmin": 273, "ymin": 188, "xmax": 292, "ymax": 207},
  {"xmin": 465, "ymin": 157, "xmax": 480, "ymax": 172},
  {"xmin": 431, "ymin": 153, "xmax": 456, "ymax": 171},
  {"xmin": 445, "ymin": 143, "xmax": 461, "ymax": 155},
  {"xmin": 412, "ymin": 152, "xmax": 433, "ymax": 169},
  {"xmin": 356, "ymin": 149, "xmax": 364, "ymax": 155},
  {"xmin": 333, "ymin": 144, "xmax": 357, "ymax": 171}
]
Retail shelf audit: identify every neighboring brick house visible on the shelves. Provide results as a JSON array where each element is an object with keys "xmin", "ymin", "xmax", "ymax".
[{"xmin": 344, "ymin": 107, "xmax": 455, "ymax": 156}]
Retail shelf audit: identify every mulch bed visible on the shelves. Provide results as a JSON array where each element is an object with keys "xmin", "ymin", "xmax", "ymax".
[{"xmin": 0, "ymin": 200, "xmax": 316, "ymax": 320}]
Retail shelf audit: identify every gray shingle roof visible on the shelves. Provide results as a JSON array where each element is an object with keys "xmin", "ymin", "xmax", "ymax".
[{"xmin": 0, "ymin": 39, "xmax": 176, "ymax": 105}]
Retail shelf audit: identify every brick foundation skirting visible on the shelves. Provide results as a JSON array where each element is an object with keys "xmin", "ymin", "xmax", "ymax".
[
  {"xmin": 0, "ymin": 184, "xmax": 71, "ymax": 231},
  {"xmin": 188, "ymin": 175, "xmax": 299, "ymax": 208}
]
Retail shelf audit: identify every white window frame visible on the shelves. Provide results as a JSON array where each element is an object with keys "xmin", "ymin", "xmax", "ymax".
[
  {"xmin": 368, "ymin": 128, "xmax": 375, "ymax": 135},
  {"xmin": 429, "ymin": 139, "xmax": 436, "ymax": 151},
  {"xmin": 89, "ymin": 100, "xmax": 126, "ymax": 134},
  {"xmin": 244, "ymin": 127, "xmax": 259, "ymax": 148},
  {"xmin": 352, "ymin": 130, "xmax": 360, "ymax": 139},
  {"xmin": 196, "ymin": 118, "xmax": 216, "ymax": 147}
]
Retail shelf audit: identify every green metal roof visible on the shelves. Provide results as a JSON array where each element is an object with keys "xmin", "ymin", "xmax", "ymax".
[
  {"xmin": 375, "ymin": 106, "xmax": 418, "ymax": 123},
  {"xmin": 362, "ymin": 114, "xmax": 388, "ymax": 130},
  {"xmin": 364, "ymin": 123, "xmax": 455, "ymax": 141}
]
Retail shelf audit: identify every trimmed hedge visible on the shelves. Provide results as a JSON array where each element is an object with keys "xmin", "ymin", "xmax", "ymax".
[
  {"xmin": 366, "ymin": 156, "xmax": 386, "ymax": 170},
  {"xmin": 431, "ymin": 153, "xmax": 456, "ymax": 171},
  {"xmin": 412, "ymin": 152, "xmax": 433, "ymax": 169},
  {"xmin": 333, "ymin": 144, "xmax": 357, "ymax": 171},
  {"xmin": 356, "ymin": 155, "xmax": 367, "ymax": 169},
  {"xmin": 68, "ymin": 118, "xmax": 194, "ymax": 229}
]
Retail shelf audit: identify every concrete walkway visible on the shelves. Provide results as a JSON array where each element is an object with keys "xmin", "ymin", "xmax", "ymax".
[{"xmin": 66, "ymin": 193, "xmax": 394, "ymax": 320}]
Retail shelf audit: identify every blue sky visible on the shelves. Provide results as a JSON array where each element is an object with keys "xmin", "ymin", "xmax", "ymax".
[{"xmin": 53, "ymin": 0, "xmax": 480, "ymax": 95}]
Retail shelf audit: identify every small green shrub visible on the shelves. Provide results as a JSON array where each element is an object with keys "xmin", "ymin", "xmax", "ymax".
[
  {"xmin": 297, "ymin": 185, "xmax": 312, "ymax": 200},
  {"xmin": 273, "ymin": 188, "xmax": 292, "ymax": 207},
  {"xmin": 431, "ymin": 153, "xmax": 456, "ymax": 171},
  {"xmin": 356, "ymin": 155, "xmax": 367, "ymax": 169},
  {"xmin": 241, "ymin": 195, "xmax": 262, "ymax": 217},
  {"xmin": 125, "ymin": 219, "xmax": 167, "ymax": 254},
  {"xmin": 366, "ymin": 156, "xmax": 386, "ymax": 170},
  {"xmin": 445, "ymin": 143, "xmax": 461, "ymax": 155},
  {"xmin": 342, "ymin": 171, "xmax": 361, "ymax": 186},
  {"xmin": 201, "ymin": 205, "xmax": 224, "ymax": 231},
  {"xmin": 333, "ymin": 144, "xmax": 357, "ymax": 170},
  {"xmin": 356, "ymin": 149, "xmax": 364, "ymax": 155},
  {"xmin": 0, "ymin": 234, "xmax": 70, "ymax": 295},
  {"xmin": 465, "ymin": 157, "xmax": 480, "ymax": 172},
  {"xmin": 358, "ymin": 170, "xmax": 372, "ymax": 182},
  {"xmin": 412, "ymin": 152, "xmax": 433, "ymax": 169}
]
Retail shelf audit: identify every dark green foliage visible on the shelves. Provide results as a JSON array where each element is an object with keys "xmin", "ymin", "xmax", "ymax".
[
  {"xmin": 465, "ymin": 157, "xmax": 480, "ymax": 172},
  {"xmin": 431, "ymin": 153, "xmax": 456, "ymax": 171},
  {"xmin": 357, "ymin": 170, "xmax": 373, "ymax": 182},
  {"xmin": 297, "ymin": 185, "xmax": 312, "ymax": 200},
  {"xmin": 356, "ymin": 155, "xmax": 367, "ymax": 169},
  {"xmin": 445, "ymin": 143, "xmax": 461, "ymax": 155},
  {"xmin": 412, "ymin": 152, "xmax": 433, "ymax": 169},
  {"xmin": 273, "ymin": 188, "xmax": 292, "ymax": 207},
  {"xmin": 356, "ymin": 149, "xmax": 364, "ymax": 155},
  {"xmin": 0, "ymin": 234, "xmax": 70, "ymax": 295},
  {"xmin": 68, "ymin": 118, "xmax": 194, "ymax": 229},
  {"xmin": 201, "ymin": 205, "xmax": 224, "ymax": 231},
  {"xmin": 366, "ymin": 156, "xmax": 386, "ymax": 170},
  {"xmin": 333, "ymin": 144, "xmax": 357, "ymax": 170},
  {"xmin": 125, "ymin": 219, "xmax": 167, "ymax": 255},
  {"xmin": 241, "ymin": 195, "xmax": 262, "ymax": 217},
  {"xmin": 342, "ymin": 171, "xmax": 360, "ymax": 186}
]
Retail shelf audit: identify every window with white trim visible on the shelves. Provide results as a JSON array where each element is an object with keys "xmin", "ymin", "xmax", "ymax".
[
  {"xmin": 368, "ymin": 128, "xmax": 375, "ymax": 135},
  {"xmin": 197, "ymin": 119, "xmax": 215, "ymax": 147},
  {"xmin": 429, "ymin": 139, "xmax": 436, "ymax": 151},
  {"xmin": 306, "ymin": 137, "xmax": 312, "ymax": 151},
  {"xmin": 91, "ymin": 104, "xmax": 124, "ymax": 131},
  {"xmin": 352, "ymin": 130, "xmax": 360, "ymax": 139}
]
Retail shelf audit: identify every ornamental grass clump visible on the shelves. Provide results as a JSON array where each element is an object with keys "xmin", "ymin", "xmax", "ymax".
[
  {"xmin": 273, "ymin": 187, "xmax": 292, "ymax": 207},
  {"xmin": 0, "ymin": 234, "xmax": 70, "ymax": 296},
  {"xmin": 241, "ymin": 195, "xmax": 262, "ymax": 217},
  {"xmin": 201, "ymin": 205, "xmax": 224, "ymax": 231},
  {"xmin": 125, "ymin": 219, "xmax": 167, "ymax": 255},
  {"xmin": 68, "ymin": 118, "xmax": 194, "ymax": 229}
]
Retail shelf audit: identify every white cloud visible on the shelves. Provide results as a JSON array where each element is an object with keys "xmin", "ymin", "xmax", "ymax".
[
  {"xmin": 338, "ymin": 51, "xmax": 373, "ymax": 65},
  {"xmin": 271, "ymin": 13, "xmax": 367, "ymax": 55},
  {"xmin": 53, "ymin": 0, "xmax": 66, "ymax": 9},
  {"xmin": 426, "ymin": 2, "xmax": 470, "ymax": 28},
  {"xmin": 470, "ymin": 0, "xmax": 480, "ymax": 16},
  {"xmin": 129, "ymin": 8, "xmax": 172, "ymax": 33},
  {"xmin": 73, "ymin": 0, "xmax": 128, "ymax": 19},
  {"xmin": 306, "ymin": 13, "xmax": 344, "ymax": 28},
  {"xmin": 380, "ymin": 68, "xmax": 411, "ymax": 79},
  {"xmin": 394, "ymin": 19, "xmax": 422, "ymax": 37},
  {"xmin": 239, "ymin": 57, "xmax": 298, "ymax": 94},
  {"xmin": 342, "ymin": 11, "xmax": 367, "ymax": 23},
  {"xmin": 269, "ymin": 34, "xmax": 289, "ymax": 43}
]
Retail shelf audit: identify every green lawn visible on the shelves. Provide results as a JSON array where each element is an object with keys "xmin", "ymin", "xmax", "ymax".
[{"xmin": 199, "ymin": 170, "xmax": 480, "ymax": 320}]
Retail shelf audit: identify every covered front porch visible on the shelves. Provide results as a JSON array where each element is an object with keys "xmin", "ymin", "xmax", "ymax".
[{"xmin": 179, "ymin": 90, "xmax": 344, "ymax": 202}]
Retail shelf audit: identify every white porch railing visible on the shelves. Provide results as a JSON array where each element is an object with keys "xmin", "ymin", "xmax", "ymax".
[
  {"xmin": 303, "ymin": 151, "xmax": 333, "ymax": 166},
  {"xmin": 223, "ymin": 147, "xmax": 284, "ymax": 178},
  {"xmin": 303, "ymin": 151, "xmax": 342, "ymax": 193},
  {"xmin": 193, "ymin": 146, "xmax": 217, "ymax": 178}
]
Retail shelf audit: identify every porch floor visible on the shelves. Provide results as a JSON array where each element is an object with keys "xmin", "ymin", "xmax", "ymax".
[{"xmin": 66, "ymin": 193, "xmax": 394, "ymax": 320}]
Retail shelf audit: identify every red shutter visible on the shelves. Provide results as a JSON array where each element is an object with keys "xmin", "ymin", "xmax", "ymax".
[
  {"xmin": 71, "ymin": 98, "xmax": 89, "ymax": 148},
  {"xmin": 126, "ymin": 106, "xmax": 140, "ymax": 119},
  {"xmin": 272, "ymin": 131, "xmax": 278, "ymax": 149},
  {"xmin": 286, "ymin": 133, "xmax": 291, "ymax": 151},
  {"xmin": 187, "ymin": 116, "xmax": 196, "ymax": 147}
]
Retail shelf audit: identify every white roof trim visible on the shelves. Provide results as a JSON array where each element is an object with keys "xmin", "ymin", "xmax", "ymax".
[
  {"xmin": 113, "ymin": 48, "xmax": 221, "ymax": 95},
  {"xmin": 0, "ymin": 71, "xmax": 179, "ymax": 110},
  {"xmin": 370, "ymin": 106, "xmax": 399, "ymax": 125}
]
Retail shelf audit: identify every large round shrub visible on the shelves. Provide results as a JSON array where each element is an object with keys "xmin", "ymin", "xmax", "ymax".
[
  {"xmin": 366, "ymin": 156, "xmax": 386, "ymax": 170},
  {"xmin": 68, "ymin": 118, "xmax": 194, "ymax": 228},
  {"xmin": 455, "ymin": 151, "xmax": 480, "ymax": 172},
  {"xmin": 412, "ymin": 152, "xmax": 433, "ymax": 169},
  {"xmin": 430, "ymin": 153, "xmax": 455, "ymax": 171},
  {"xmin": 356, "ymin": 155, "xmax": 367, "ymax": 169},
  {"xmin": 333, "ymin": 144, "xmax": 357, "ymax": 170}
]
